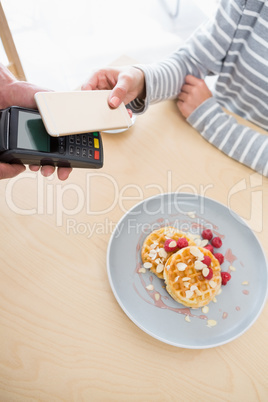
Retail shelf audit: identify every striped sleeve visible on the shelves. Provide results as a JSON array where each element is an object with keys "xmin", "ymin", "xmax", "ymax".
[
  {"xmin": 187, "ymin": 97, "xmax": 268, "ymax": 176},
  {"xmin": 128, "ymin": 0, "xmax": 244, "ymax": 113}
]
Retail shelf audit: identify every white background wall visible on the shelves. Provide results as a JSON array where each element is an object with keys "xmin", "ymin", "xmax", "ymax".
[{"xmin": 1, "ymin": 0, "xmax": 219, "ymax": 90}]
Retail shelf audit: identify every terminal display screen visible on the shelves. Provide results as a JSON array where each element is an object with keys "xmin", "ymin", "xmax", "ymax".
[{"xmin": 17, "ymin": 111, "xmax": 50, "ymax": 152}]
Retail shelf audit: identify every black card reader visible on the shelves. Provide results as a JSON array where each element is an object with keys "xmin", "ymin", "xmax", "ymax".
[{"xmin": 0, "ymin": 106, "xmax": 103, "ymax": 169}]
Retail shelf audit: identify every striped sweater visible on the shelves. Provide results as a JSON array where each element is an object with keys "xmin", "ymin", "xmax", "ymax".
[{"xmin": 130, "ymin": 0, "xmax": 268, "ymax": 176}]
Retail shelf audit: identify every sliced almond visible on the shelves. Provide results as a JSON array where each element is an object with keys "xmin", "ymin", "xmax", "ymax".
[
  {"xmin": 154, "ymin": 293, "xmax": 160, "ymax": 301},
  {"xmin": 174, "ymin": 276, "xmax": 180, "ymax": 282},
  {"xmin": 182, "ymin": 277, "xmax": 191, "ymax": 281},
  {"xmin": 138, "ymin": 268, "xmax": 146, "ymax": 273},
  {"xmin": 177, "ymin": 262, "xmax": 187, "ymax": 271},
  {"xmin": 229, "ymin": 265, "xmax": 236, "ymax": 271},
  {"xmin": 148, "ymin": 250, "xmax": 157, "ymax": 259},
  {"xmin": 158, "ymin": 248, "xmax": 168, "ymax": 258},
  {"xmin": 207, "ymin": 319, "xmax": 217, "ymax": 327},
  {"xmin": 202, "ymin": 267, "xmax": 210, "ymax": 277},
  {"xmin": 185, "ymin": 315, "xmax": 191, "ymax": 323},
  {"xmin": 187, "ymin": 211, "xmax": 196, "ymax": 218},
  {"xmin": 190, "ymin": 285, "xmax": 198, "ymax": 292},
  {"xmin": 165, "ymin": 233, "xmax": 175, "ymax": 239},
  {"xmin": 169, "ymin": 240, "xmax": 177, "ymax": 248},
  {"xmin": 195, "ymin": 260, "xmax": 206, "ymax": 270},
  {"xmin": 186, "ymin": 290, "xmax": 194, "ymax": 298},
  {"xmin": 191, "ymin": 233, "xmax": 200, "ymax": 240},
  {"xmin": 156, "ymin": 263, "xmax": 164, "ymax": 273},
  {"xmin": 143, "ymin": 262, "xmax": 152, "ymax": 269},
  {"xmin": 209, "ymin": 280, "xmax": 217, "ymax": 289},
  {"xmin": 146, "ymin": 284, "xmax": 154, "ymax": 291},
  {"xmin": 190, "ymin": 246, "xmax": 204, "ymax": 260},
  {"xmin": 184, "ymin": 282, "xmax": 190, "ymax": 288},
  {"xmin": 186, "ymin": 232, "xmax": 197, "ymax": 241},
  {"xmin": 202, "ymin": 306, "xmax": 209, "ymax": 314},
  {"xmin": 200, "ymin": 239, "xmax": 208, "ymax": 247},
  {"xmin": 195, "ymin": 238, "xmax": 201, "ymax": 246}
]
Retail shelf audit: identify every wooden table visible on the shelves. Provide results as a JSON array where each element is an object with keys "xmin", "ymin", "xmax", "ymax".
[{"xmin": 0, "ymin": 89, "xmax": 267, "ymax": 401}]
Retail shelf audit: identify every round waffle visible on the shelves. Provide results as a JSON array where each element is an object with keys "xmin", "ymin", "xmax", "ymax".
[
  {"xmin": 163, "ymin": 246, "xmax": 221, "ymax": 308},
  {"xmin": 141, "ymin": 226, "xmax": 196, "ymax": 279}
]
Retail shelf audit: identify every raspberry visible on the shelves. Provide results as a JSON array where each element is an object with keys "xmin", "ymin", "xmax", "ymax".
[
  {"xmin": 214, "ymin": 252, "xmax": 224, "ymax": 264},
  {"xmin": 221, "ymin": 272, "xmax": 231, "ymax": 285},
  {"xmin": 202, "ymin": 255, "xmax": 212, "ymax": 266},
  {"xmin": 204, "ymin": 244, "xmax": 214, "ymax": 254},
  {"xmin": 164, "ymin": 238, "xmax": 178, "ymax": 252},
  {"xmin": 201, "ymin": 229, "xmax": 213, "ymax": 241},
  {"xmin": 177, "ymin": 237, "xmax": 189, "ymax": 249},
  {"xmin": 211, "ymin": 236, "xmax": 222, "ymax": 248},
  {"xmin": 203, "ymin": 267, "xmax": 213, "ymax": 280}
]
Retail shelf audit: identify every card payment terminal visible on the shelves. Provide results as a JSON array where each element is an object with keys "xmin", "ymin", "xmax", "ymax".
[{"xmin": 0, "ymin": 106, "xmax": 103, "ymax": 169}]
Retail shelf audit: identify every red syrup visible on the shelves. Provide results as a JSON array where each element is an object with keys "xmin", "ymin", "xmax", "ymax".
[
  {"xmin": 222, "ymin": 312, "xmax": 228, "ymax": 319},
  {"xmin": 133, "ymin": 271, "xmax": 207, "ymax": 320},
  {"xmin": 225, "ymin": 248, "xmax": 237, "ymax": 265}
]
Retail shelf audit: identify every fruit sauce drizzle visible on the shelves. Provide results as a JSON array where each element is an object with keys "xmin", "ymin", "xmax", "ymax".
[{"xmin": 134, "ymin": 214, "xmax": 248, "ymax": 322}]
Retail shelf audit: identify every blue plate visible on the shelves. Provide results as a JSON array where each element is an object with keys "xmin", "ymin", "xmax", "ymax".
[{"xmin": 107, "ymin": 193, "xmax": 268, "ymax": 348}]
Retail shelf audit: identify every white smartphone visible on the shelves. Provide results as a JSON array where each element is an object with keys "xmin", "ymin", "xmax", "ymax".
[{"xmin": 34, "ymin": 90, "xmax": 132, "ymax": 137}]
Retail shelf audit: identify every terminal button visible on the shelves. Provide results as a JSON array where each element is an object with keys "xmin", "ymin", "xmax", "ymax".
[
  {"xmin": 94, "ymin": 138, "xmax": 99, "ymax": 149},
  {"xmin": 69, "ymin": 145, "xmax": 74, "ymax": 154}
]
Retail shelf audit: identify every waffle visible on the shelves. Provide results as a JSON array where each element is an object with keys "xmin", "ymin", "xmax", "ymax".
[
  {"xmin": 141, "ymin": 226, "xmax": 196, "ymax": 279},
  {"xmin": 163, "ymin": 246, "xmax": 221, "ymax": 308}
]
